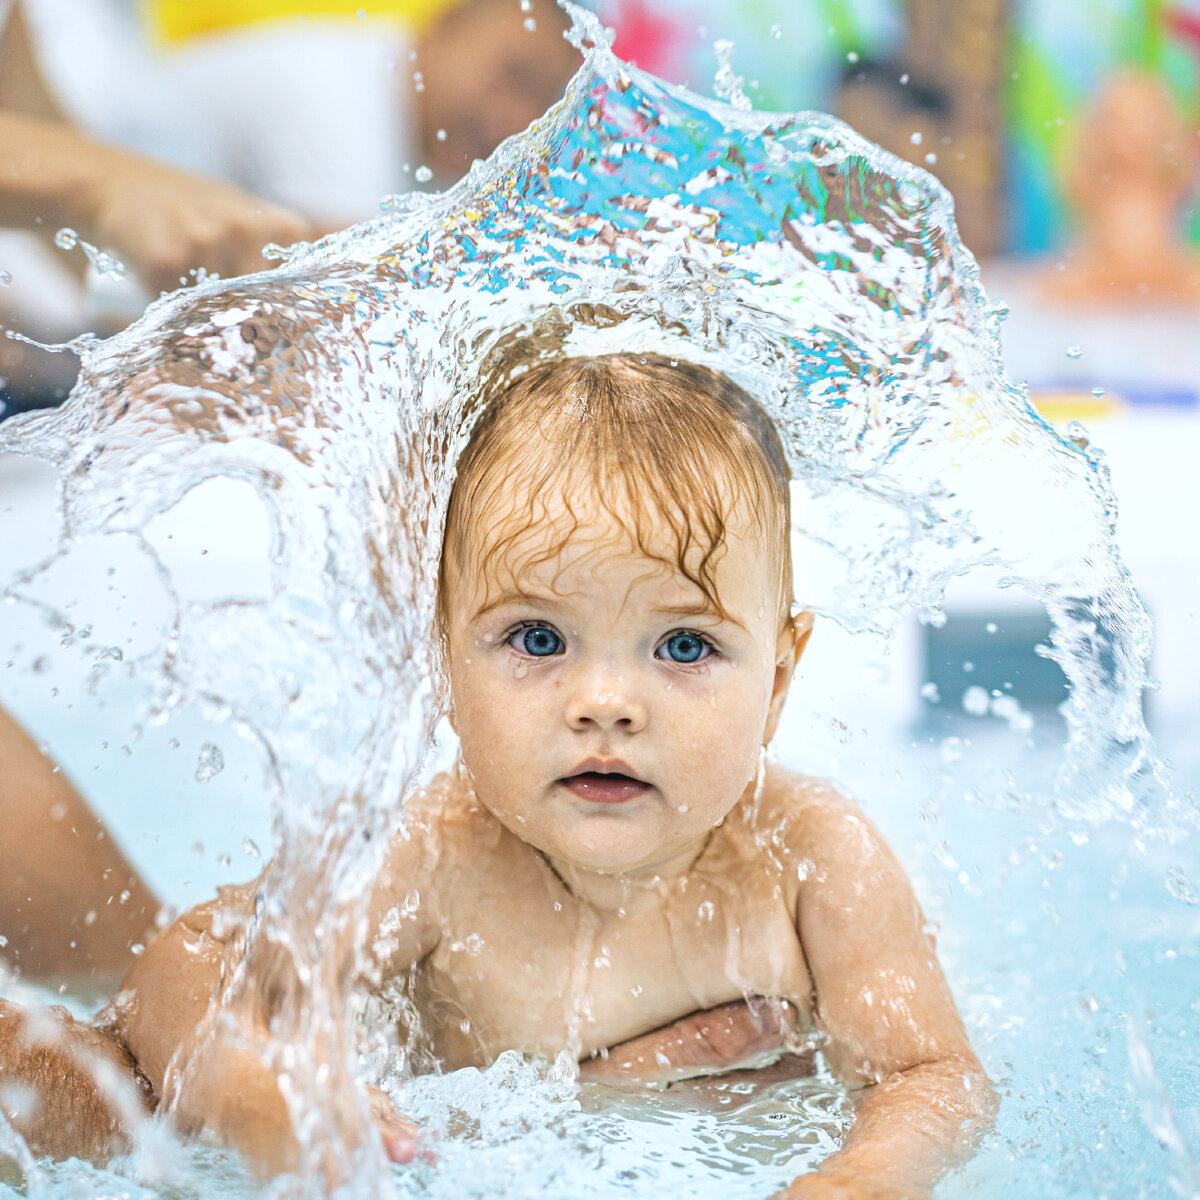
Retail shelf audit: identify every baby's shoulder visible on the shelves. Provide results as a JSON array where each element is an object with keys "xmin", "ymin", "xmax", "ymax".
[
  {"xmin": 389, "ymin": 769, "xmax": 496, "ymax": 849},
  {"xmin": 742, "ymin": 765, "xmax": 893, "ymax": 876}
]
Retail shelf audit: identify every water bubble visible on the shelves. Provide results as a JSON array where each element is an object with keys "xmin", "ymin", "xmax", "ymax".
[
  {"xmin": 961, "ymin": 685, "xmax": 990, "ymax": 716},
  {"xmin": 909, "ymin": 131, "xmax": 924, "ymax": 146},
  {"xmin": 0, "ymin": 270, "xmax": 10, "ymax": 286},
  {"xmin": 924, "ymin": 152, "xmax": 938, "ymax": 165},
  {"xmin": 938, "ymin": 737, "xmax": 966, "ymax": 765},
  {"xmin": 919, "ymin": 681, "xmax": 940, "ymax": 702},
  {"xmin": 415, "ymin": 165, "xmax": 434, "ymax": 184},
  {"xmin": 195, "ymin": 742, "xmax": 225, "ymax": 782},
  {"xmin": 1091, "ymin": 386, "xmax": 1106, "ymax": 399},
  {"xmin": 846, "ymin": 50, "xmax": 859, "ymax": 63},
  {"xmin": 1067, "ymin": 345, "xmax": 1083, "ymax": 359},
  {"xmin": 54, "ymin": 227, "xmax": 78, "ymax": 250},
  {"xmin": 1165, "ymin": 867, "xmax": 1198, "ymax": 905}
]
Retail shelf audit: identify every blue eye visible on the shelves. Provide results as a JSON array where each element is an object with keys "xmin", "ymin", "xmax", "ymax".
[
  {"xmin": 512, "ymin": 624, "xmax": 563, "ymax": 657},
  {"xmin": 658, "ymin": 631, "xmax": 711, "ymax": 664}
]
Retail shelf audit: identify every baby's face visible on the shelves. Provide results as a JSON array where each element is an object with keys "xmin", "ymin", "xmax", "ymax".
[{"xmin": 445, "ymin": 483, "xmax": 799, "ymax": 884}]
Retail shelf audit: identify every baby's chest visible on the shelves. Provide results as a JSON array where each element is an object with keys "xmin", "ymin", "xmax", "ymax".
[{"xmin": 417, "ymin": 873, "xmax": 813, "ymax": 1064}]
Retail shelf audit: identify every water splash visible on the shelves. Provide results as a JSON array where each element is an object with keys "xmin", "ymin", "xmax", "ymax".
[{"xmin": 0, "ymin": 1, "xmax": 1181, "ymax": 1190}]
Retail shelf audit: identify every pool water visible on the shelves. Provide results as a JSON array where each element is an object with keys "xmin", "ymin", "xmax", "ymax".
[{"xmin": 1, "ymin": 4, "xmax": 1197, "ymax": 1197}]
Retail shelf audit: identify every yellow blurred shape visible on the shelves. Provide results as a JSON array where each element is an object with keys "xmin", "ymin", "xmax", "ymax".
[
  {"xmin": 146, "ymin": 0, "xmax": 459, "ymax": 43},
  {"xmin": 1030, "ymin": 389, "xmax": 1125, "ymax": 425}
]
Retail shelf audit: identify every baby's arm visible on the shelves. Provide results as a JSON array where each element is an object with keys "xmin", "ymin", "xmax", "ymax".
[
  {"xmin": 116, "ymin": 820, "xmax": 442, "ymax": 1176},
  {"xmin": 780, "ymin": 791, "xmax": 995, "ymax": 1200}
]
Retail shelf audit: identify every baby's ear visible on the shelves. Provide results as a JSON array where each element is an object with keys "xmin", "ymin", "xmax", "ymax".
[{"xmin": 763, "ymin": 611, "xmax": 813, "ymax": 745}]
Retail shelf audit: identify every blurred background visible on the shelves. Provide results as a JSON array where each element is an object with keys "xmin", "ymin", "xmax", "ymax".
[{"xmin": 1, "ymin": 0, "xmax": 1197, "ymax": 906}]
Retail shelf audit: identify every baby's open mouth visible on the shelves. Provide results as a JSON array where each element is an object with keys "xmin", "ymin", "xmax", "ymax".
[{"xmin": 561, "ymin": 771, "xmax": 650, "ymax": 804}]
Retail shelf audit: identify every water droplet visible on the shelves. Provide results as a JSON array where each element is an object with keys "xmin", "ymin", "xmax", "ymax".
[
  {"xmin": 919, "ymin": 681, "xmax": 940, "ymax": 702},
  {"xmin": 217, "ymin": 854, "xmax": 232, "ymax": 868},
  {"xmin": 413, "ymin": 70, "xmax": 425, "ymax": 93},
  {"xmin": 1091, "ymin": 386, "xmax": 1105, "ymax": 399},
  {"xmin": 243, "ymin": 837, "xmax": 261, "ymax": 860},
  {"xmin": 32, "ymin": 655, "xmax": 50, "ymax": 673},
  {"xmin": 520, "ymin": 0, "xmax": 531, "ymax": 9},
  {"xmin": 924, "ymin": 152, "xmax": 938, "ymax": 165},
  {"xmin": 195, "ymin": 742, "xmax": 225, "ymax": 782},
  {"xmin": 961, "ymin": 685, "xmax": 989, "ymax": 716},
  {"xmin": 415, "ymin": 165, "xmax": 434, "ymax": 184},
  {"xmin": 769, "ymin": 23, "xmax": 781, "ymax": 38},
  {"xmin": 697, "ymin": 899, "xmax": 715, "ymax": 921},
  {"xmin": 464, "ymin": 932, "xmax": 484, "ymax": 954},
  {"xmin": 899, "ymin": 72, "xmax": 910, "ymax": 84},
  {"xmin": 54, "ymin": 227, "xmax": 78, "ymax": 250},
  {"xmin": 712, "ymin": 39, "xmax": 752, "ymax": 111},
  {"xmin": 938, "ymin": 736, "xmax": 966, "ymax": 764},
  {"xmin": 846, "ymin": 50, "xmax": 859, "ymax": 63},
  {"xmin": 1066, "ymin": 345, "xmax": 1083, "ymax": 359},
  {"xmin": 909, "ymin": 130, "xmax": 923, "ymax": 146},
  {"xmin": 1166, "ymin": 866, "xmax": 1198, "ymax": 905},
  {"xmin": 436, "ymin": 128, "xmax": 447, "ymax": 142},
  {"xmin": 0, "ymin": 270, "xmax": 11, "ymax": 286},
  {"xmin": 524, "ymin": 16, "xmax": 536, "ymax": 31}
]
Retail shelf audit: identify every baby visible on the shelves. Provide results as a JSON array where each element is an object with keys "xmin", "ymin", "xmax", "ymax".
[{"xmin": 114, "ymin": 353, "xmax": 994, "ymax": 1198}]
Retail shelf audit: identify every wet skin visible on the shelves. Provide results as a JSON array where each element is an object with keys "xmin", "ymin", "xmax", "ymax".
[{"xmin": 115, "ymin": 487, "xmax": 993, "ymax": 1194}]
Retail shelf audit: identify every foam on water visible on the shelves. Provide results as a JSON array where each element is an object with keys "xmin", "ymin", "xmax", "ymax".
[{"xmin": 0, "ymin": 5, "xmax": 1193, "ymax": 1197}]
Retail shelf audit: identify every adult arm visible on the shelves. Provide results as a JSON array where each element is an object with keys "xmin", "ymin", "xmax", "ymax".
[
  {"xmin": 777, "ymin": 792, "xmax": 996, "ymax": 1200},
  {"xmin": 0, "ymin": 705, "xmax": 158, "ymax": 984},
  {"xmin": 0, "ymin": 4, "xmax": 312, "ymax": 296}
]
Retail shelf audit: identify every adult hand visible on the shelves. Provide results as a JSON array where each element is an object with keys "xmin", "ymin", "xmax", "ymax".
[
  {"xmin": 0, "ymin": 111, "xmax": 314, "ymax": 299},
  {"xmin": 772, "ymin": 1170, "xmax": 931, "ymax": 1200},
  {"xmin": 580, "ymin": 997, "xmax": 801, "ymax": 1084},
  {"xmin": 85, "ymin": 148, "xmax": 314, "ymax": 296}
]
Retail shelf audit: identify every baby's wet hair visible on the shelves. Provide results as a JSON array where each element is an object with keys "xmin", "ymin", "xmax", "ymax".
[{"xmin": 438, "ymin": 352, "xmax": 793, "ymax": 631}]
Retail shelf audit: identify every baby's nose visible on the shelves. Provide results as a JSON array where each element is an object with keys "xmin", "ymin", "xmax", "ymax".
[{"xmin": 564, "ymin": 670, "xmax": 647, "ymax": 733}]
